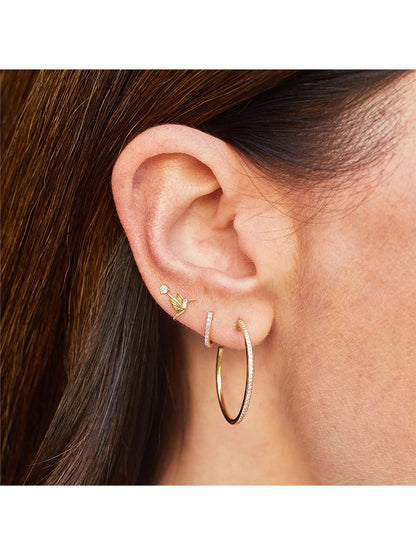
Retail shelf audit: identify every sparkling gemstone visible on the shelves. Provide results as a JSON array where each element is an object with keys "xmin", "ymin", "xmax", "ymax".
[{"xmin": 160, "ymin": 285, "xmax": 169, "ymax": 295}]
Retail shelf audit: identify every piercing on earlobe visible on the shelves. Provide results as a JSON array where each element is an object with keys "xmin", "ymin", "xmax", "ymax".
[
  {"xmin": 204, "ymin": 311, "xmax": 214, "ymax": 347},
  {"xmin": 159, "ymin": 284, "xmax": 196, "ymax": 320}
]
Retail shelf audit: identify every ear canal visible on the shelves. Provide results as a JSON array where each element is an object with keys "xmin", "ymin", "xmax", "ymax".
[{"xmin": 168, "ymin": 188, "xmax": 256, "ymax": 279}]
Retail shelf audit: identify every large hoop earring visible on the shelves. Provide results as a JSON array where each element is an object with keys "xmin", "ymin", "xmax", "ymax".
[{"xmin": 216, "ymin": 319, "xmax": 253, "ymax": 425}]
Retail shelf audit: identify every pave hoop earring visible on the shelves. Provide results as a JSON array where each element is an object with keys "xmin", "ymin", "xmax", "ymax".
[
  {"xmin": 216, "ymin": 319, "xmax": 253, "ymax": 425},
  {"xmin": 204, "ymin": 311, "xmax": 214, "ymax": 347}
]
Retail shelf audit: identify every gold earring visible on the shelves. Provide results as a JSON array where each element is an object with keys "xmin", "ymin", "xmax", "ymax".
[
  {"xmin": 204, "ymin": 311, "xmax": 214, "ymax": 347},
  {"xmin": 215, "ymin": 319, "xmax": 253, "ymax": 425},
  {"xmin": 160, "ymin": 284, "xmax": 196, "ymax": 320}
]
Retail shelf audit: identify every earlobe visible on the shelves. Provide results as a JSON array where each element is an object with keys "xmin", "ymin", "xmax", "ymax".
[{"xmin": 111, "ymin": 124, "xmax": 286, "ymax": 350}]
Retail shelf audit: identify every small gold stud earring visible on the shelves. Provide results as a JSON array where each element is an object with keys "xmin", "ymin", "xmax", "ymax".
[{"xmin": 160, "ymin": 284, "xmax": 196, "ymax": 320}]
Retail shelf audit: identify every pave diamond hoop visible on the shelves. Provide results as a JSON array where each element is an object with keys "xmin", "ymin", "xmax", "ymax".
[
  {"xmin": 216, "ymin": 319, "xmax": 253, "ymax": 425},
  {"xmin": 204, "ymin": 312, "xmax": 214, "ymax": 347}
]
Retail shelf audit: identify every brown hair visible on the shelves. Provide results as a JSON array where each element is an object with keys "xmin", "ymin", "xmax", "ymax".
[{"xmin": 1, "ymin": 70, "xmax": 407, "ymax": 484}]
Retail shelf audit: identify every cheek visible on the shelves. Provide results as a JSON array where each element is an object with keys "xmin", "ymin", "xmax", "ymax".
[{"xmin": 284, "ymin": 189, "xmax": 416, "ymax": 484}]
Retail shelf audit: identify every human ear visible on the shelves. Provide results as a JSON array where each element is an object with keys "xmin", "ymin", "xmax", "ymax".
[{"xmin": 111, "ymin": 124, "xmax": 296, "ymax": 350}]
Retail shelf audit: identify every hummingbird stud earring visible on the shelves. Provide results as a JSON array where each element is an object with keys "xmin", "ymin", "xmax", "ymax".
[{"xmin": 160, "ymin": 285, "xmax": 196, "ymax": 320}]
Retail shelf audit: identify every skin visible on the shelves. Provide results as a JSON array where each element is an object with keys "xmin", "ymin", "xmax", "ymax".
[{"xmin": 112, "ymin": 72, "xmax": 416, "ymax": 484}]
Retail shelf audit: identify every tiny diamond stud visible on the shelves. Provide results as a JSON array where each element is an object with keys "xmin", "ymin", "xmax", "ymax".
[{"xmin": 160, "ymin": 285, "xmax": 169, "ymax": 295}]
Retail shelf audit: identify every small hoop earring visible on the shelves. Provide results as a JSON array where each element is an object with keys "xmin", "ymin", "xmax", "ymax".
[
  {"xmin": 204, "ymin": 312, "xmax": 214, "ymax": 347},
  {"xmin": 216, "ymin": 319, "xmax": 253, "ymax": 425}
]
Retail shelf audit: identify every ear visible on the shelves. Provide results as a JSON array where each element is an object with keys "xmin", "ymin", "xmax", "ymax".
[{"xmin": 111, "ymin": 124, "xmax": 297, "ymax": 350}]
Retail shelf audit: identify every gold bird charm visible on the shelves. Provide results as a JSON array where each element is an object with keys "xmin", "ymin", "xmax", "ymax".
[
  {"xmin": 160, "ymin": 285, "xmax": 196, "ymax": 319},
  {"xmin": 168, "ymin": 292, "xmax": 196, "ymax": 320}
]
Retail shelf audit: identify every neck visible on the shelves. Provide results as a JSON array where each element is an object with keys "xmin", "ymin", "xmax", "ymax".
[{"xmin": 154, "ymin": 327, "xmax": 316, "ymax": 485}]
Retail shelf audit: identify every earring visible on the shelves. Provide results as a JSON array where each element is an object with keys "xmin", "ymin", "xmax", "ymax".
[
  {"xmin": 204, "ymin": 311, "xmax": 214, "ymax": 347},
  {"xmin": 160, "ymin": 284, "xmax": 196, "ymax": 320},
  {"xmin": 215, "ymin": 318, "xmax": 253, "ymax": 425}
]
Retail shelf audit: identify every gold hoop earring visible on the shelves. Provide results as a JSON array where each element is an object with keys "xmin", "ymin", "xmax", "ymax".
[
  {"xmin": 204, "ymin": 311, "xmax": 214, "ymax": 347},
  {"xmin": 216, "ymin": 319, "xmax": 253, "ymax": 425}
]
